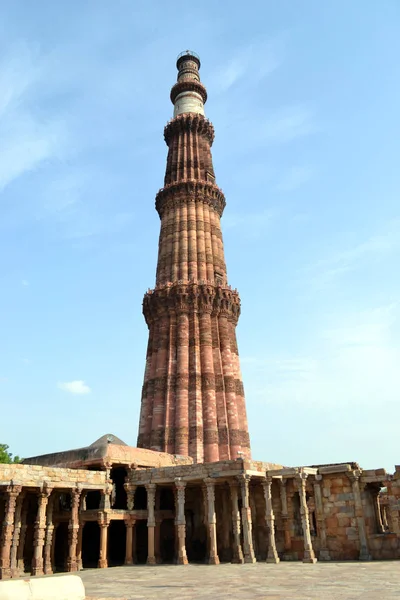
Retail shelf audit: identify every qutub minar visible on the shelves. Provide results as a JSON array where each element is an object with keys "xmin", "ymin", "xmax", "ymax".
[
  {"xmin": 137, "ymin": 50, "xmax": 250, "ymax": 463},
  {"xmin": 0, "ymin": 52, "xmax": 399, "ymax": 581}
]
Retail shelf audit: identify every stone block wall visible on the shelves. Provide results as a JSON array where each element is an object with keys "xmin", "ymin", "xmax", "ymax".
[{"xmin": 0, "ymin": 464, "xmax": 106, "ymax": 489}]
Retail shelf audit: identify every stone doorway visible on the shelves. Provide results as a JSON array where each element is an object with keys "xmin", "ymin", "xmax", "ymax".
[
  {"xmin": 82, "ymin": 521, "xmax": 100, "ymax": 569},
  {"xmin": 108, "ymin": 521, "xmax": 126, "ymax": 566},
  {"xmin": 22, "ymin": 492, "xmax": 38, "ymax": 574},
  {"xmin": 160, "ymin": 519, "xmax": 175, "ymax": 563},
  {"xmin": 110, "ymin": 468, "xmax": 128, "ymax": 509},
  {"xmin": 54, "ymin": 522, "xmax": 69, "ymax": 572},
  {"xmin": 135, "ymin": 520, "xmax": 148, "ymax": 564}
]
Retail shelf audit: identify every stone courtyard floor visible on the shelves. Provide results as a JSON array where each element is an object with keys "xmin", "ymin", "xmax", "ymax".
[{"xmin": 79, "ymin": 562, "xmax": 400, "ymax": 599}]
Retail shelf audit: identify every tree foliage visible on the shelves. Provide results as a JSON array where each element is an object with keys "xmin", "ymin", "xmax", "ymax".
[{"xmin": 0, "ymin": 443, "xmax": 21, "ymax": 464}]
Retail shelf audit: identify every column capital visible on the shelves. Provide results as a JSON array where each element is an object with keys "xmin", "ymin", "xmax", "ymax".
[
  {"xmin": 124, "ymin": 515, "xmax": 136, "ymax": 527},
  {"xmin": 174, "ymin": 477, "xmax": 186, "ymax": 489},
  {"xmin": 97, "ymin": 512, "xmax": 111, "ymax": 528},
  {"xmin": 347, "ymin": 469, "xmax": 362, "ymax": 483},
  {"xmin": 145, "ymin": 482, "xmax": 157, "ymax": 493},
  {"xmin": 6, "ymin": 484, "xmax": 23, "ymax": 497}
]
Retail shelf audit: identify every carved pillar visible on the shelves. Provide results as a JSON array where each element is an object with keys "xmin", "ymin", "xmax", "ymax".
[
  {"xmin": 229, "ymin": 480, "xmax": 244, "ymax": 563},
  {"xmin": 314, "ymin": 476, "xmax": 330, "ymax": 561},
  {"xmin": 146, "ymin": 483, "xmax": 156, "ymax": 565},
  {"xmin": 43, "ymin": 494, "xmax": 55, "ymax": 574},
  {"xmin": 202, "ymin": 483, "xmax": 209, "ymax": 559},
  {"xmin": 347, "ymin": 470, "xmax": 371, "ymax": 561},
  {"xmin": 124, "ymin": 516, "xmax": 135, "ymax": 566},
  {"xmin": 67, "ymin": 488, "xmax": 81, "ymax": 572},
  {"xmin": 279, "ymin": 479, "xmax": 291, "ymax": 554},
  {"xmin": 32, "ymin": 484, "xmax": 53, "ymax": 576},
  {"xmin": 204, "ymin": 478, "xmax": 219, "ymax": 564},
  {"xmin": 174, "ymin": 479, "xmax": 188, "ymax": 565},
  {"xmin": 76, "ymin": 521, "xmax": 84, "ymax": 571},
  {"xmin": 238, "ymin": 475, "xmax": 256, "ymax": 563},
  {"xmin": 16, "ymin": 502, "xmax": 28, "ymax": 576},
  {"xmin": 98, "ymin": 513, "xmax": 110, "ymax": 568},
  {"xmin": 296, "ymin": 472, "xmax": 317, "ymax": 564},
  {"xmin": 0, "ymin": 484, "xmax": 22, "ymax": 579},
  {"xmin": 100, "ymin": 483, "xmax": 112, "ymax": 510},
  {"xmin": 10, "ymin": 490, "xmax": 25, "ymax": 577},
  {"xmin": 262, "ymin": 477, "xmax": 279, "ymax": 563},
  {"xmin": 124, "ymin": 483, "xmax": 136, "ymax": 511}
]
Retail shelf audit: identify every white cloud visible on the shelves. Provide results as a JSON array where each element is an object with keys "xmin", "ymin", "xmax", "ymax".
[
  {"xmin": 0, "ymin": 43, "xmax": 65, "ymax": 193},
  {"xmin": 208, "ymin": 37, "xmax": 284, "ymax": 94},
  {"xmin": 244, "ymin": 303, "xmax": 400, "ymax": 409},
  {"xmin": 58, "ymin": 380, "xmax": 91, "ymax": 395},
  {"xmin": 256, "ymin": 106, "xmax": 316, "ymax": 144},
  {"xmin": 21, "ymin": 280, "xmax": 29, "ymax": 287},
  {"xmin": 304, "ymin": 219, "xmax": 400, "ymax": 290}
]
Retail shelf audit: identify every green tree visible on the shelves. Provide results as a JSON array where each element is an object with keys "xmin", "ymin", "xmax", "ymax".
[{"xmin": 0, "ymin": 444, "xmax": 21, "ymax": 464}]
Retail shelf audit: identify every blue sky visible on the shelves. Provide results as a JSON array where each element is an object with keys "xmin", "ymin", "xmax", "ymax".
[{"xmin": 1, "ymin": 1, "xmax": 399, "ymax": 471}]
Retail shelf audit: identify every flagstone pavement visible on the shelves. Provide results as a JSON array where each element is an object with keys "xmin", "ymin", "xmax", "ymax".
[{"xmin": 79, "ymin": 562, "xmax": 400, "ymax": 599}]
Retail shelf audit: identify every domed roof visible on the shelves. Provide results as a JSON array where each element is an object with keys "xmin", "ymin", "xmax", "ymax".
[{"xmin": 89, "ymin": 434, "xmax": 127, "ymax": 448}]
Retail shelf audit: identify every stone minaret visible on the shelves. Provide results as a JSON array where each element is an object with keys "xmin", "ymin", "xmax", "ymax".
[{"xmin": 137, "ymin": 51, "xmax": 251, "ymax": 463}]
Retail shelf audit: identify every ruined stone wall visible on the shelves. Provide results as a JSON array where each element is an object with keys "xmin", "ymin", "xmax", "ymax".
[
  {"xmin": 0, "ymin": 464, "xmax": 106, "ymax": 489},
  {"xmin": 318, "ymin": 473, "xmax": 359, "ymax": 560}
]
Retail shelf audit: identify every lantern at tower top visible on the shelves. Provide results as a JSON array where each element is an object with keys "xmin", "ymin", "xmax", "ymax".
[{"xmin": 171, "ymin": 50, "xmax": 207, "ymax": 118}]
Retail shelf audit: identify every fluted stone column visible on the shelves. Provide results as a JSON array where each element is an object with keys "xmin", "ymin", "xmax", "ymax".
[
  {"xmin": 146, "ymin": 483, "xmax": 156, "ymax": 565},
  {"xmin": 125, "ymin": 516, "xmax": 135, "ymax": 566},
  {"xmin": 279, "ymin": 479, "xmax": 291, "ymax": 555},
  {"xmin": 100, "ymin": 483, "xmax": 112, "ymax": 510},
  {"xmin": 238, "ymin": 475, "xmax": 256, "ymax": 563},
  {"xmin": 98, "ymin": 513, "xmax": 110, "ymax": 569},
  {"xmin": 67, "ymin": 488, "xmax": 81, "ymax": 572},
  {"xmin": 43, "ymin": 494, "xmax": 55, "ymax": 575},
  {"xmin": 262, "ymin": 477, "xmax": 279, "ymax": 563},
  {"xmin": 204, "ymin": 478, "xmax": 219, "ymax": 564},
  {"xmin": 229, "ymin": 480, "xmax": 244, "ymax": 564},
  {"xmin": 10, "ymin": 490, "xmax": 25, "ymax": 578},
  {"xmin": 175, "ymin": 479, "xmax": 188, "ymax": 565},
  {"xmin": 32, "ymin": 484, "xmax": 53, "ymax": 576},
  {"xmin": 347, "ymin": 470, "xmax": 371, "ymax": 561},
  {"xmin": 314, "ymin": 475, "xmax": 330, "ymax": 561},
  {"xmin": 0, "ymin": 484, "xmax": 22, "ymax": 579},
  {"xmin": 296, "ymin": 472, "xmax": 317, "ymax": 564}
]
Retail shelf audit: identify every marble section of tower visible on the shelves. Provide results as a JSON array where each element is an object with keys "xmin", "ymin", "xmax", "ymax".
[{"xmin": 137, "ymin": 51, "xmax": 251, "ymax": 463}]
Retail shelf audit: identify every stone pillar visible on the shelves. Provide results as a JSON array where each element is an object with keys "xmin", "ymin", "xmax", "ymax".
[
  {"xmin": 296, "ymin": 472, "xmax": 317, "ymax": 564},
  {"xmin": 67, "ymin": 488, "xmax": 81, "ymax": 572},
  {"xmin": 174, "ymin": 479, "xmax": 188, "ymax": 565},
  {"xmin": 371, "ymin": 488, "xmax": 384, "ymax": 533},
  {"xmin": 124, "ymin": 483, "xmax": 136, "ymax": 511},
  {"xmin": 43, "ymin": 495, "xmax": 55, "ymax": 575},
  {"xmin": 98, "ymin": 513, "xmax": 110, "ymax": 569},
  {"xmin": 279, "ymin": 479, "xmax": 291, "ymax": 554},
  {"xmin": 100, "ymin": 483, "xmax": 112, "ymax": 510},
  {"xmin": 32, "ymin": 484, "xmax": 53, "ymax": 576},
  {"xmin": 238, "ymin": 475, "xmax": 256, "ymax": 563},
  {"xmin": 262, "ymin": 477, "xmax": 279, "ymax": 563},
  {"xmin": 229, "ymin": 480, "xmax": 244, "ymax": 564},
  {"xmin": 347, "ymin": 470, "xmax": 371, "ymax": 561},
  {"xmin": 76, "ymin": 521, "xmax": 84, "ymax": 571},
  {"xmin": 314, "ymin": 476, "xmax": 330, "ymax": 561},
  {"xmin": 16, "ymin": 503, "xmax": 28, "ymax": 576},
  {"xmin": 155, "ymin": 517, "xmax": 162, "ymax": 564},
  {"xmin": 10, "ymin": 490, "xmax": 25, "ymax": 577},
  {"xmin": 146, "ymin": 483, "xmax": 156, "ymax": 565},
  {"xmin": 124, "ymin": 516, "xmax": 135, "ymax": 565},
  {"xmin": 0, "ymin": 484, "xmax": 22, "ymax": 579},
  {"xmin": 204, "ymin": 478, "xmax": 219, "ymax": 565}
]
